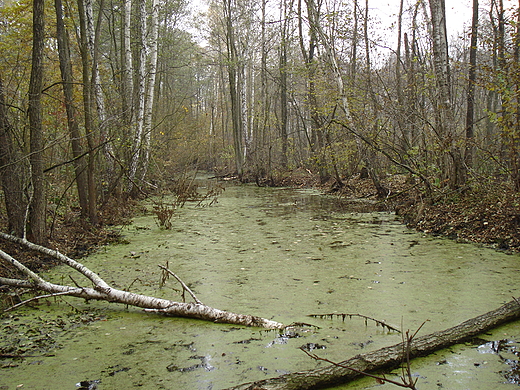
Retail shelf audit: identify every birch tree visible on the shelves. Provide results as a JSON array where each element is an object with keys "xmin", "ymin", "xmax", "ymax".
[
  {"xmin": 0, "ymin": 232, "xmax": 285, "ymax": 330},
  {"xmin": 128, "ymin": 0, "xmax": 148, "ymax": 193},
  {"xmin": 128, "ymin": 0, "xmax": 161, "ymax": 192},
  {"xmin": 121, "ymin": 0, "xmax": 133, "ymax": 125},
  {"xmin": 140, "ymin": 0, "xmax": 160, "ymax": 183},
  {"xmin": 429, "ymin": 0, "xmax": 466, "ymax": 187}
]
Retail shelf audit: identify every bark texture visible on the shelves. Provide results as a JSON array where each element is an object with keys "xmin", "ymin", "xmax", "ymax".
[
  {"xmin": 226, "ymin": 299, "xmax": 520, "ymax": 390},
  {"xmin": 28, "ymin": 0, "xmax": 47, "ymax": 244},
  {"xmin": 0, "ymin": 75, "xmax": 27, "ymax": 237},
  {"xmin": 55, "ymin": 0, "xmax": 90, "ymax": 218}
]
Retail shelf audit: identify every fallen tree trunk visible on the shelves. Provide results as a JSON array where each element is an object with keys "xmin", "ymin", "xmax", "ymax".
[
  {"xmin": 0, "ymin": 232, "xmax": 284, "ymax": 329},
  {"xmin": 227, "ymin": 298, "xmax": 520, "ymax": 390}
]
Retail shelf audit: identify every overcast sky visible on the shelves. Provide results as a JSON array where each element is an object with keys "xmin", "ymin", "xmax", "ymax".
[
  {"xmin": 188, "ymin": 0, "xmax": 518, "ymax": 49},
  {"xmin": 371, "ymin": 0, "xmax": 517, "ymax": 38}
]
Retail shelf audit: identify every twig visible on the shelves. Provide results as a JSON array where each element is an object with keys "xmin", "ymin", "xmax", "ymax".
[
  {"xmin": 158, "ymin": 265, "xmax": 202, "ymax": 304},
  {"xmin": 308, "ymin": 312, "xmax": 401, "ymax": 333},
  {"xmin": 300, "ymin": 348, "xmax": 415, "ymax": 388},
  {"xmin": 3, "ymin": 289, "xmax": 83, "ymax": 312}
]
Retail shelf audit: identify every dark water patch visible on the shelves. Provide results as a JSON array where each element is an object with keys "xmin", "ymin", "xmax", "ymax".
[
  {"xmin": 106, "ymin": 365, "xmax": 131, "ymax": 376},
  {"xmin": 76, "ymin": 379, "xmax": 100, "ymax": 389},
  {"xmin": 478, "ymin": 339, "xmax": 520, "ymax": 385},
  {"xmin": 233, "ymin": 337, "xmax": 262, "ymax": 344},
  {"xmin": 167, "ymin": 355, "xmax": 215, "ymax": 372},
  {"xmin": 300, "ymin": 342, "xmax": 327, "ymax": 351}
]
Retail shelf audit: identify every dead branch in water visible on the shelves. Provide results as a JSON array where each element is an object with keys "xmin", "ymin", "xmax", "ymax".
[{"xmin": 308, "ymin": 312, "xmax": 401, "ymax": 333}]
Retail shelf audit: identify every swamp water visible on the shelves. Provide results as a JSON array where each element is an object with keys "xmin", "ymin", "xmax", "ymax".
[{"xmin": 1, "ymin": 182, "xmax": 520, "ymax": 390}]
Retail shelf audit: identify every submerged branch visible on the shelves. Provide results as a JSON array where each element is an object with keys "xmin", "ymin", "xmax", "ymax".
[
  {"xmin": 308, "ymin": 312, "xmax": 401, "ymax": 333},
  {"xmin": 4, "ymin": 289, "xmax": 84, "ymax": 312},
  {"xmin": 300, "ymin": 348, "xmax": 416, "ymax": 389}
]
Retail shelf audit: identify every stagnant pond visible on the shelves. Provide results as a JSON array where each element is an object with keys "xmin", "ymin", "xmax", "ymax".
[{"xmin": 1, "ymin": 181, "xmax": 520, "ymax": 390}]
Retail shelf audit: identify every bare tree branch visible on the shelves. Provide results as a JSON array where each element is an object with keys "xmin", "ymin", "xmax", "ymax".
[{"xmin": 158, "ymin": 264, "xmax": 202, "ymax": 304}]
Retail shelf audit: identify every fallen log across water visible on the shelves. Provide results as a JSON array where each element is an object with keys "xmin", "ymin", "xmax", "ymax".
[
  {"xmin": 226, "ymin": 298, "xmax": 520, "ymax": 390},
  {"xmin": 0, "ymin": 232, "xmax": 284, "ymax": 329}
]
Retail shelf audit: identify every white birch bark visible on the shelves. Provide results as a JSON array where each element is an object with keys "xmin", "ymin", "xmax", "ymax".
[
  {"xmin": 128, "ymin": 0, "xmax": 148, "ymax": 190},
  {"xmin": 140, "ymin": 0, "xmax": 160, "ymax": 182},
  {"xmin": 428, "ymin": 0, "xmax": 466, "ymax": 187},
  {"xmin": 305, "ymin": 0, "xmax": 351, "ymax": 121},
  {"xmin": 84, "ymin": 0, "xmax": 107, "ymax": 130},
  {"xmin": 122, "ymin": 0, "xmax": 133, "ymax": 122},
  {"xmin": 429, "ymin": 0, "xmax": 451, "ymax": 110}
]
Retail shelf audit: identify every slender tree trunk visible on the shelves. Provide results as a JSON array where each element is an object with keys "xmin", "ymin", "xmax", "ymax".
[
  {"xmin": 122, "ymin": 0, "xmax": 133, "ymax": 124},
  {"xmin": 224, "ymin": 0, "xmax": 245, "ymax": 178},
  {"xmin": 140, "ymin": 0, "xmax": 160, "ymax": 183},
  {"xmin": 298, "ymin": 0, "xmax": 320, "ymax": 152},
  {"xmin": 77, "ymin": 0, "xmax": 99, "ymax": 224},
  {"xmin": 0, "ymin": 232, "xmax": 285, "ymax": 330},
  {"xmin": 465, "ymin": 0, "xmax": 479, "ymax": 170},
  {"xmin": 89, "ymin": 0, "xmax": 115, "ymax": 188},
  {"xmin": 396, "ymin": 0, "xmax": 408, "ymax": 150},
  {"xmin": 350, "ymin": 0, "xmax": 358, "ymax": 82},
  {"xmin": 0, "ymin": 74, "xmax": 27, "ymax": 237},
  {"xmin": 128, "ymin": 0, "xmax": 147, "ymax": 193},
  {"xmin": 55, "ymin": 0, "xmax": 90, "ymax": 219},
  {"xmin": 28, "ymin": 0, "xmax": 46, "ymax": 245},
  {"xmin": 362, "ymin": 0, "xmax": 387, "ymax": 197},
  {"xmin": 280, "ymin": 0, "xmax": 289, "ymax": 168},
  {"xmin": 429, "ymin": 0, "xmax": 465, "ymax": 187}
]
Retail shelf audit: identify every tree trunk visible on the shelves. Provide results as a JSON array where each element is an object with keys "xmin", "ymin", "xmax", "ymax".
[
  {"xmin": 77, "ymin": 0, "xmax": 99, "ymax": 225},
  {"xmin": 298, "ymin": 0, "xmax": 320, "ymax": 153},
  {"xmin": 464, "ymin": 0, "xmax": 479, "ymax": 170},
  {"xmin": 224, "ymin": 0, "xmax": 245, "ymax": 178},
  {"xmin": 227, "ymin": 299, "xmax": 520, "ymax": 390},
  {"xmin": 0, "ymin": 232, "xmax": 285, "ymax": 330},
  {"xmin": 128, "ymin": 0, "xmax": 147, "ymax": 193},
  {"xmin": 0, "ymin": 74, "xmax": 27, "ymax": 238},
  {"xmin": 122, "ymin": 0, "xmax": 133, "ymax": 125},
  {"xmin": 429, "ymin": 0, "xmax": 466, "ymax": 188},
  {"xmin": 28, "ymin": 0, "xmax": 47, "ymax": 245},
  {"xmin": 350, "ymin": 0, "xmax": 358, "ymax": 82},
  {"xmin": 140, "ymin": 0, "xmax": 160, "ymax": 183},
  {"xmin": 396, "ymin": 0, "xmax": 409, "ymax": 151},
  {"xmin": 55, "ymin": 0, "xmax": 90, "ymax": 219},
  {"xmin": 280, "ymin": 0, "xmax": 289, "ymax": 168}
]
